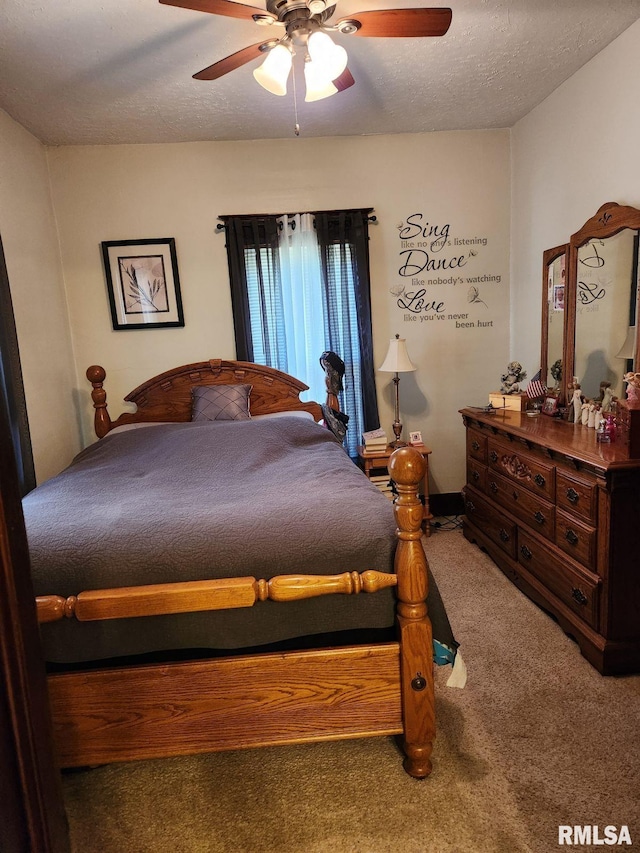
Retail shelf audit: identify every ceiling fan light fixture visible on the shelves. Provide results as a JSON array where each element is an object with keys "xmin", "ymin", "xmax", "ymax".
[
  {"xmin": 253, "ymin": 44, "xmax": 292, "ymax": 95},
  {"xmin": 304, "ymin": 57, "xmax": 338, "ymax": 102},
  {"xmin": 307, "ymin": 31, "xmax": 348, "ymax": 79}
]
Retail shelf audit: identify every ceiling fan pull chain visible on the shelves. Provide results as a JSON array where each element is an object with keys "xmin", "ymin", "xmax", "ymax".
[{"xmin": 292, "ymin": 55, "xmax": 300, "ymax": 137}]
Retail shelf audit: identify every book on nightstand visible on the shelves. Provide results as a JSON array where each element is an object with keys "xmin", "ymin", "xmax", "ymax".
[{"xmin": 362, "ymin": 428, "xmax": 388, "ymax": 451}]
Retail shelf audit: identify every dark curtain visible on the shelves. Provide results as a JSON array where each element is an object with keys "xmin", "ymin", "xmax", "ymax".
[
  {"xmin": 0, "ymin": 235, "xmax": 35, "ymax": 496},
  {"xmin": 314, "ymin": 209, "xmax": 380, "ymax": 434},
  {"xmin": 224, "ymin": 216, "xmax": 287, "ymax": 369}
]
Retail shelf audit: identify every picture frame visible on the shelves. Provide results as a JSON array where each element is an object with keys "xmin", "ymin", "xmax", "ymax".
[
  {"xmin": 409, "ymin": 430, "xmax": 424, "ymax": 445},
  {"xmin": 542, "ymin": 394, "xmax": 559, "ymax": 416},
  {"xmin": 101, "ymin": 238, "xmax": 184, "ymax": 330}
]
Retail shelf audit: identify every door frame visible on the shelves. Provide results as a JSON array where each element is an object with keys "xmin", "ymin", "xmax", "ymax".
[{"xmin": 0, "ymin": 393, "xmax": 70, "ymax": 853}]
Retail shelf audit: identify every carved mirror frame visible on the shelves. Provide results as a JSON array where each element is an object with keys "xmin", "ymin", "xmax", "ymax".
[
  {"xmin": 541, "ymin": 243, "xmax": 568, "ymax": 399},
  {"xmin": 565, "ymin": 202, "xmax": 640, "ymax": 405}
]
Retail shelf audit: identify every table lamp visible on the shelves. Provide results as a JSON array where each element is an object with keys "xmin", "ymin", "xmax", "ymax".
[
  {"xmin": 378, "ymin": 333, "xmax": 416, "ymax": 447},
  {"xmin": 616, "ymin": 326, "xmax": 637, "ymax": 362}
]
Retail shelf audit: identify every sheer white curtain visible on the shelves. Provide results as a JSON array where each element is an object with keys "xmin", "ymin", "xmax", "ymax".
[{"xmin": 277, "ymin": 214, "xmax": 327, "ymax": 403}]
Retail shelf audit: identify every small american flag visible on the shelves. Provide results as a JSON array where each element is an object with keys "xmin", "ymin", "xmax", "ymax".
[{"xmin": 526, "ymin": 369, "xmax": 546, "ymax": 399}]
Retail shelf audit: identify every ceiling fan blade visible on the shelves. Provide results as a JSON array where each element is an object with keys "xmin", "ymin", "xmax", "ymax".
[
  {"xmin": 334, "ymin": 67, "xmax": 355, "ymax": 93},
  {"xmin": 194, "ymin": 41, "xmax": 272, "ymax": 80},
  {"xmin": 337, "ymin": 7, "xmax": 452, "ymax": 38},
  {"xmin": 160, "ymin": 0, "xmax": 274, "ymax": 23}
]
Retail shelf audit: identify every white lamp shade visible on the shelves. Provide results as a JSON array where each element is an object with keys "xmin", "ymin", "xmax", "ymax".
[
  {"xmin": 253, "ymin": 45, "xmax": 292, "ymax": 96},
  {"xmin": 378, "ymin": 336, "xmax": 416, "ymax": 373},
  {"xmin": 616, "ymin": 326, "xmax": 637, "ymax": 360},
  {"xmin": 304, "ymin": 58, "xmax": 338, "ymax": 101},
  {"xmin": 307, "ymin": 31, "xmax": 348, "ymax": 80}
]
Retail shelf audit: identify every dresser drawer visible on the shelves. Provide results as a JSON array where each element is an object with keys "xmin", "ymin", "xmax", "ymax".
[
  {"xmin": 486, "ymin": 471, "xmax": 555, "ymax": 541},
  {"xmin": 487, "ymin": 438, "xmax": 555, "ymax": 501},
  {"xmin": 517, "ymin": 530, "xmax": 600, "ymax": 629},
  {"xmin": 463, "ymin": 487, "xmax": 517, "ymax": 559},
  {"xmin": 556, "ymin": 472, "xmax": 597, "ymax": 523},
  {"xmin": 467, "ymin": 458, "xmax": 486, "ymax": 492},
  {"xmin": 467, "ymin": 428, "xmax": 487, "ymax": 463},
  {"xmin": 555, "ymin": 509, "xmax": 597, "ymax": 571}
]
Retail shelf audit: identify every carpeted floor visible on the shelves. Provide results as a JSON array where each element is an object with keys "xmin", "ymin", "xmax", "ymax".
[{"xmin": 62, "ymin": 527, "xmax": 640, "ymax": 852}]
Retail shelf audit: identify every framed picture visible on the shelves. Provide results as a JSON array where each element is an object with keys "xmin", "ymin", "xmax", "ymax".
[
  {"xmin": 101, "ymin": 238, "xmax": 184, "ymax": 330},
  {"xmin": 552, "ymin": 283, "xmax": 565, "ymax": 312},
  {"xmin": 409, "ymin": 430, "xmax": 423, "ymax": 445},
  {"xmin": 542, "ymin": 394, "xmax": 559, "ymax": 416}
]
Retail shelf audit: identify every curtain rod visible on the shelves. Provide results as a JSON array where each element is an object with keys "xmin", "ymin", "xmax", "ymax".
[{"xmin": 216, "ymin": 209, "xmax": 377, "ymax": 231}]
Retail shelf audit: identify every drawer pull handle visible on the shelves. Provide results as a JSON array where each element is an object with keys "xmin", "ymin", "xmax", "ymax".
[
  {"xmin": 566, "ymin": 487, "xmax": 579, "ymax": 504},
  {"xmin": 489, "ymin": 481, "xmax": 498, "ymax": 493},
  {"xmin": 534, "ymin": 473, "xmax": 546, "ymax": 488},
  {"xmin": 499, "ymin": 528, "xmax": 510, "ymax": 542},
  {"xmin": 472, "ymin": 470, "xmax": 480, "ymax": 481},
  {"xmin": 466, "ymin": 500, "xmax": 476, "ymax": 514},
  {"xmin": 512, "ymin": 490, "xmax": 519, "ymax": 501},
  {"xmin": 490, "ymin": 451, "xmax": 498, "ymax": 462},
  {"xmin": 471, "ymin": 440, "xmax": 480, "ymax": 452},
  {"xmin": 571, "ymin": 587, "xmax": 588, "ymax": 606},
  {"xmin": 520, "ymin": 545, "xmax": 532, "ymax": 560},
  {"xmin": 565, "ymin": 529, "xmax": 579, "ymax": 546},
  {"xmin": 534, "ymin": 511, "xmax": 546, "ymax": 525}
]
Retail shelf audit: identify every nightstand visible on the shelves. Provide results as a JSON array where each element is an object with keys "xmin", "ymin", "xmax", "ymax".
[{"xmin": 357, "ymin": 443, "xmax": 433, "ymax": 536}]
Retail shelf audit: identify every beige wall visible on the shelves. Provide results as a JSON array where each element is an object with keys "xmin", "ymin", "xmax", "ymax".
[
  {"xmin": 0, "ymin": 109, "xmax": 80, "ymax": 483},
  {"xmin": 48, "ymin": 130, "xmax": 511, "ymax": 494},
  {"xmin": 9, "ymin": 13, "xmax": 638, "ymax": 493},
  {"xmin": 511, "ymin": 19, "xmax": 640, "ymax": 374}
]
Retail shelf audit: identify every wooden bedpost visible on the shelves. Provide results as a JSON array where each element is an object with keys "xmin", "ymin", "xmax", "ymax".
[
  {"xmin": 388, "ymin": 446, "xmax": 435, "ymax": 779},
  {"xmin": 86, "ymin": 365, "xmax": 112, "ymax": 438}
]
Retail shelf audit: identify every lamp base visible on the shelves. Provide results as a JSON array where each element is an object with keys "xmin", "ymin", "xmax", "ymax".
[
  {"xmin": 390, "ymin": 419, "xmax": 406, "ymax": 448},
  {"xmin": 389, "ymin": 438, "xmax": 408, "ymax": 449}
]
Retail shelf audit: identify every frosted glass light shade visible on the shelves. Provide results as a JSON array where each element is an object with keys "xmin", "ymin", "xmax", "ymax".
[
  {"xmin": 379, "ymin": 335, "xmax": 416, "ymax": 373},
  {"xmin": 304, "ymin": 58, "xmax": 338, "ymax": 101},
  {"xmin": 253, "ymin": 45, "xmax": 292, "ymax": 96},
  {"xmin": 307, "ymin": 32, "xmax": 348, "ymax": 80}
]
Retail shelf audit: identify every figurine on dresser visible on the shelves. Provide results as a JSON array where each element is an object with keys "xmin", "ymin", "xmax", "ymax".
[
  {"xmin": 599, "ymin": 381, "xmax": 614, "ymax": 413},
  {"xmin": 623, "ymin": 372, "xmax": 640, "ymax": 405},
  {"xmin": 500, "ymin": 361, "xmax": 526, "ymax": 395},
  {"xmin": 569, "ymin": 379, "xmax": 583, "ymax": 423}
]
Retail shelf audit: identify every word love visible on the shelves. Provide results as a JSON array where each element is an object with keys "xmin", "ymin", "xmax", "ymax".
[
  {"xmin": 397, "ymin": 288, "xmax": 445, "ymax": 315},
  {"xmin": 578, "ymin": 280, "xmax": 606, "ymax": 304}
]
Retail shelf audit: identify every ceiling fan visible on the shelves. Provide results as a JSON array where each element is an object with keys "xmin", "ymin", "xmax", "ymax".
[{"xmin": 160, "ymin": 0, "xmax": 452, "ymax": 101}]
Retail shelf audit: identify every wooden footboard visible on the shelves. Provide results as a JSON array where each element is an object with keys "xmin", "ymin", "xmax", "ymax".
[
  {"xmin": 48, "ymin": 645, "xmax": 403, "ymax": 766},
  {"xmin": 43, "ymin": 447, "xmax": 435, "ymax": 777}
]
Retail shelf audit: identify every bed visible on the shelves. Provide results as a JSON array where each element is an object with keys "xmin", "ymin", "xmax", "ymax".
[{"xmin": 25, "ymin": 359, "xmax": 449, "ymax": 778}]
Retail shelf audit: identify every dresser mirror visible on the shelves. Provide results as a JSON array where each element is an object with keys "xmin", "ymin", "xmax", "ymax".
[
  {"xmin": 565, "ymin": 202, "xmax": 640, "ymax": 403},
  {"xmin": 541, "ymin": 244, "xmax": 568, "ymax": 393}
]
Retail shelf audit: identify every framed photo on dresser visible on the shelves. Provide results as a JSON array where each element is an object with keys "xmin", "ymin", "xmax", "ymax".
[{"xmin": 541, "ymin": 394, "xmax": 559, "ymax": 416}]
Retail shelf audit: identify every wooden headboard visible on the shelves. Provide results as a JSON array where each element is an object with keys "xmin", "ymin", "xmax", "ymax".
[{"xmin": 86, "ymin": 360, "xmax": 324, "ymax": 438}]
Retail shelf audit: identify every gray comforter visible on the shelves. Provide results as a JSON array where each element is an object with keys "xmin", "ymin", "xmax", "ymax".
[{"xmin": 24, "ymin": 417, "xmax": 401, "ymax": 662}]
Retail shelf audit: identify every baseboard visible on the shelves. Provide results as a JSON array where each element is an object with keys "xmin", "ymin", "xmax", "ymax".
[{"xmin": 429, "ymin": 492, "xmax": 464, "ymax": 518}]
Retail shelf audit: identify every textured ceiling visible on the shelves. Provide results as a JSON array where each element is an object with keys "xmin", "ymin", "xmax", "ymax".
[{"xmin": 1, "ymin": 0, "xmax": 639, "ymax": 145}]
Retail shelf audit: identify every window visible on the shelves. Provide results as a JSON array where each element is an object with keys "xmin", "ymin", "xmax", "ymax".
[{"xmin": 225, "ymin": 209, "xmax": 379, "ymax": 456}]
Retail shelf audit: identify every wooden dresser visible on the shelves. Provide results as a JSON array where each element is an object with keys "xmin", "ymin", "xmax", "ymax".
[{"xmin": 460, "ymin": 407, "xmax": 640, "ymax": 674}]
